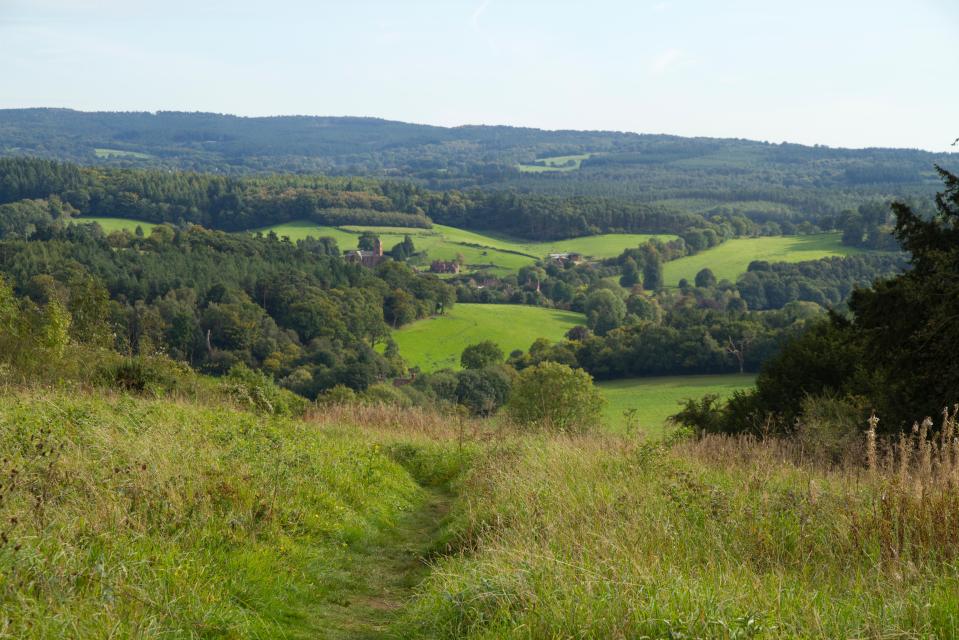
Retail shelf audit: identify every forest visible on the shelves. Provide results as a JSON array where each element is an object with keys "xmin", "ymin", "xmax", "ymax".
[
  {"xmin": 1, "ymin": 109, "xmax": 954, "ymax": 228},
  {"xmin": 0, "ymin": 157, "xmax": 711, "ymax": 239}
]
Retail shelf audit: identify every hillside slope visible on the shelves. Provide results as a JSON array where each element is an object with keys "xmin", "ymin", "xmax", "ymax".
[{"xmin": 0, "ymin": 388, "xmax": 458, "ymax": 638}]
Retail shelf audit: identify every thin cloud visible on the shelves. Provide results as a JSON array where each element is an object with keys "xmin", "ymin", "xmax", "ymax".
[
  {"xmin": 470, "ymin": 0, "xmax": 491, "ymax": 33},
  {"xmin": 649, "ymin": 48, "xmax": 690, "ymax": 75}
]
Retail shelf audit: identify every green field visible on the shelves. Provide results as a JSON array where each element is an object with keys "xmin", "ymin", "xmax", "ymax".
[
  {"xmin": 93, "ymin": 147, "xmax": 152, "ymax": 159},
  {"xmin": 663, "ymin": 233, "xmax": 866, "ymax": 286},
  {"xmin": 391, "ymin": 303, "xmax": 585, "ymax": 371},
  {"xmin": 259, "ymin": 222, "xmax": 535, "ymax": 276},
  {"xmin": 517, "ymin": 153, "xmax": 591, "ymax": 173},
  {"xmin": 75, "ymin": 216, "xmax": 157, "ymax": 233},
  {"xmin": 598, "ymin": 373, "xmax": 756, "ymax": 434},
  {"xmin": 260, "ymin": 220, "xmax": 673, "ymax": 275}
]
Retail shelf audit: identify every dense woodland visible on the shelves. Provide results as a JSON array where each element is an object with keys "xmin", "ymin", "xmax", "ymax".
[
  {"xmin": 0, "ymin": 222, "xmax": 454, "ymax": 398},
  {"xmin": 0, "ymin": 157, "xmax": 718, "ymax": 239},
  {"xmin": 1, "ymin": 109, "xmax": 953, "ymax": 230}
]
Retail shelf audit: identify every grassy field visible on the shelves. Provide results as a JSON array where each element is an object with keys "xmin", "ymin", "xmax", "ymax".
[
  {"xmin": 598, "ymin": 373, "xmax": 756, "ymax": 435},
  {"xmin": 259, "ymin": 220, "xmax": 673, "ymax": 275},
  {"xmin": 93, "ymin": 147, "xmax": 152, "ymax": 159},
  {"xmin": 258, "ymin": 222, "xmax": 534, "ymax": 276},
  {"xmin": 5, "ymin": 381, "xmax": 957, "ymax": 638},
  {"xmin": 663, "ymin": 233, "xmax": 867, "ymax": 285},
  {"xmin": 75, "ymin": 216, "xmax": 157, "ymax": 233},
  {"xmin": 397, "ymin": 421, "xmax": 959, "ymax": 639},
  {"xmin": 517, "ymin": 153, "xmax": 591, "ymax": 173},
  {"xmin": 0, "ymin": 388, "xmax": 460, "ymax": 638},
  {"xmin": 391, "ymin": 303, "xmax": 585, "ymax": 371}
]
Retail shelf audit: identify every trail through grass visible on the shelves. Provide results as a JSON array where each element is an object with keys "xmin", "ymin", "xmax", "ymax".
[{"xmin": 320, "ymin": 485, "xmax": 453, "ymax": 639}]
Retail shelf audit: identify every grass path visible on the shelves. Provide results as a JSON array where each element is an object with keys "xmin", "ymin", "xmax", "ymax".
[{"xmin": 320, "ymin": 485, "xmax": 452, "ymax": 639}]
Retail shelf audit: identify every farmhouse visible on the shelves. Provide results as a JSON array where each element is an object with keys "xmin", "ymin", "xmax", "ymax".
[
  {"xmin": 344, "ymin": 238, "xmax": 386, "ymax": 267},
  {"xmin": 548, "ymin": 252, "xmax": 584, "ymax": 266},
  {"xmin": 430, "ymin": 260, "xmax": 460, "ymax": 274}
]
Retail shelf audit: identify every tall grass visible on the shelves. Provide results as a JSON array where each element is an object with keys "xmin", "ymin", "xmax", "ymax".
[
  {"xmin": 0, "ymin": 389, "xmax": 424, "ymax": 638},
  {"xmin": 398, "ymin": 410, "xmax": 959, "ymax": 639}
]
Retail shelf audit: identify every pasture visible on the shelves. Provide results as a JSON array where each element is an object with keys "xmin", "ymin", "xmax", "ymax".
[
  {"xmin": 390, "ymin": 303, "xmax": 585, "ymax": 371},
  {"xmin": 517, "ymin": 153, "xmax": 591, "ymax": 172},
  {"xmin": 259, "ymin": 220, "xmax": 673, "ymax": 274},
  {"xmin": 662, "ymin": 233, "xmax": 866, "ymax": 286},
  {"xmin": 257, "ymin": 222, "xmax": 533, "ymax": 276},
  {"xmin": 75, "ymin": 216, "xmax": 157, "ymax": 233},
  {"xmin": 93, "ymin": 147, "xmax": 152, "ymax": 159},
  {"xmin": 597, "ymin": 373, "xmax": 756, "ymax": 434}
]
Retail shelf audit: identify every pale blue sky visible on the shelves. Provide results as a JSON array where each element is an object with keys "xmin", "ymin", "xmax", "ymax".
[{"xmin": 2, "ymin": 0, "xmax": 957, "ymax": 151}]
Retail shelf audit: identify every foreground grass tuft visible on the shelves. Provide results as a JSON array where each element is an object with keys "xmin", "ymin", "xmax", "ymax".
[
  {"xmin": 0, "ymin": 390, "xmax": 429, "ymax": 638},
  {"xmin": 398, "ymin": 427, "xmax": 959, "ymax": 639}
]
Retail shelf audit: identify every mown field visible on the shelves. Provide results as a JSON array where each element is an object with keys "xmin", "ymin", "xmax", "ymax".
[
  {"xmin": 662, "ymin": 233, "xmax": 866, "ymax": 285},
  {"xmin": 75, "ymin": 216, "xmax": 157, "ymax": 233},
  {"xmin": 390, "ymin": 303, "xmax": 584, "ymax": 371},
  {"xmin": 597, "ymin": 373, "xmax": 756, "ymax": 435}
]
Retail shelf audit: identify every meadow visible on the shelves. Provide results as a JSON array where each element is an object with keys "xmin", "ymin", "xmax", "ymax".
[
  {"xmin": 397, "ymin": 416, "xmax": 959, "ymax": 639},
  {"xmin": 662, "ymin": 233, "xmax": 866, "ymax": 285},
  {"xmin": 3, "ymin": 376, "xmax": 956, "ymax": 638},
  {"xmin": 516, "ymin": 153, "xmax": 591, "ymax": 172},
  {"xmin": 597, "ymin": 373, "xmax": 756, "ymax": 434},
  {"xmin": 93, "ymin": 147, "xmax": 153, "ymax": 159},
  {"xmin": 0, "ymin": 388, "xmax": 448, "ymax": 639},
  {"xmin": 75, "ymin": 216, "xmax": 157, "ymax": 233},
  {"xmin": 390, "ymin": 303, "xmax": 584, "ymax": 371},
  {"xmin": 259, "ymin": 220, "xmax": 673, "ymax": 275}
]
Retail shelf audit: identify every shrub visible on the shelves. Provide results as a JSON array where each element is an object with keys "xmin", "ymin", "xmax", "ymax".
[
  {"xmin": 668, "ymin": 393, "xmax": 726, "ymax": 435},
  {"xmin": 96, "ymin": 357, "xmax": 180, "ymax": 395},
  {"xmin": 506, "ymin": 362, "xmax": 604, "ymax": 432},
  {"xmin": 455, "ymin": 367, "xmax": 513, "ymax": 416},
  {"xmin": 361, "ymin": 383, "xmax": 413, "ymax": 408},
  {"xmin": 794, "ymin": 393, "xmax": 867, "ymax": 463},
  {"xmin": 222, "ymin": 364, "xmax": 307, "ymax": 416},
  {"xmin": 460, "ymin": 341, "xmax": 504, "ymax": 370},
  {"xmin": 316, "ymin": 383, "xmax": 357, "ymax": 406}
]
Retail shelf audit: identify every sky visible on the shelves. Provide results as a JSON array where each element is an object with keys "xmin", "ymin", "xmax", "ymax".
[{"xmin": 1, "ymin": 0, "xmax": 957, "ymax": 152}]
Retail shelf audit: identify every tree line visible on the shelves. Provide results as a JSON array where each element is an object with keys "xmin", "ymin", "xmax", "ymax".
[{"xmin": 0, "ymin": 222, "xmax": 455, "ymax": 398}]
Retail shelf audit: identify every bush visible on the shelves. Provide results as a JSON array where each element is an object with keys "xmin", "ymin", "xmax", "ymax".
[
  {"xmin": 96, "ymin": 357, "xmax": 180, "ymax": 395},
  {"xmin": 455, "ymin": 367, "xmax": 513, "ymax": 416},
  {"xmin": 361, "ymin": 383, "xmax": 414, "ymax": 408},
  {"xmin": 222, "ymin": 364, "xmax": 307, "ymax": 416},
  {"xmin": 460, "ymin": 341, "xmax": 504, "ymax": 370},
  {"xmin": 506, "ymin": 362, "xmax": 604, "ymax": 432},
  {"xmin": 668, "ymin": 394, "xmax": 726, "ymax": 436},
  {"xmin": 794, "ymin": 393, "xmax": 867, "ymax": 463},
  {"xmin": 316, "ymin": 384, "xmax": 357, "ymax": 406}
]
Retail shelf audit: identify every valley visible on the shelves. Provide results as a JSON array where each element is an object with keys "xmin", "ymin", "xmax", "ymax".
[{"xmin": 1, "ymin": 91, "xmax": 954, "ymax": 636}]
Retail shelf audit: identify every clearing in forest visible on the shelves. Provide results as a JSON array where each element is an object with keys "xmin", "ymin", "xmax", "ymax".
[
  {"xmin": 662, "ymin": 233, "xmax": 869, "ymax": 285},
  {"xmin": 390, "ymin": 303, "xmax": 585, "ymax": 372}
]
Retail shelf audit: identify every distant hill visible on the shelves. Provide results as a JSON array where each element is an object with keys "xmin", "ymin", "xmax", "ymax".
[{"xmin": 2, "ymin": 108, "xmax": 956, "ymax": 219}]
